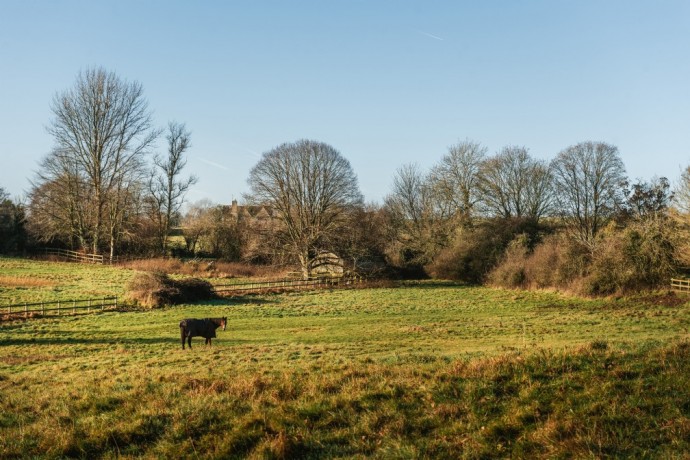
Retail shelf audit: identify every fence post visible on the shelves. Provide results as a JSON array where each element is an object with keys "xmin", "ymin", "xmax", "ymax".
[
  {"xmin": 57, "ymin": 300, "xmax": 61, "ymax": 316},
  {"xmin": 102, "ymin": 297, "xmax": 105, "ymax": 311},
  {"xmin": 24, "ymin": 302, "xmax": 28, "ymax": 318},
  {"xmin": 72, "ymin": 300, "xmax": 76, "ymax": 314},
  {"xmin": 115, "ymin": 296, "xmax": 118, "ymax": 309},
  {"xmin": 41, "ymin": 301, "xmax": 44, "ymax": 315}
]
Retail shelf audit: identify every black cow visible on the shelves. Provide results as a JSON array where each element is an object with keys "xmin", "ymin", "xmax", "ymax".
[{"xmin": 179, "ymin": 317, "xmax": 227, "ymax": 349}]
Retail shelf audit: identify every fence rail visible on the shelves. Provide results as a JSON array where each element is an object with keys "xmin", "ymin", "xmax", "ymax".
[
  {"xmin": 214, "ymin": 275, "xmax": 364, "ymax": 295},
  {"xmin": 42, "ymin": 248, "xmax": 104, "ymax": 264},
  {"xmin": 2, "ymin": 296, "xmax": 118, "ymax": 318},
  {"xmin": 671, "ymin": 278, "xmax": 690, "ymax": 292}
]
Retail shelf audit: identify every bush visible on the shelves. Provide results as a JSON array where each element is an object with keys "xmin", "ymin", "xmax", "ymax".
[
  {"xmin": 488, "ymin": 233, "xmax": 591, "ymax": 290},
  {"xmin": 487, "ymin": 217, "xmax": 679, "ymax": 295},
  {"xmin": 125, "ymin": 271, "xmax": 216, "ymax": 308},
  {"xmin": 428, "ymin": 218, "xmax": 548, "ymax": 283},
  {"xmin": 581, "ymin": 218, "xmax": 677, "ymax": 295}
]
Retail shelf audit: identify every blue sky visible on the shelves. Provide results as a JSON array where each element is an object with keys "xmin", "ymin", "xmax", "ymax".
[{"xmin": 1, "ymin": 1, "xmax": 689, "ymax": 205}]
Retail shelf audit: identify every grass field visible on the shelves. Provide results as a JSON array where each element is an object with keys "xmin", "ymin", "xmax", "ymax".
[{"xmin": 1, "ymin": 257, "xmax": 690, "ymax": 458}]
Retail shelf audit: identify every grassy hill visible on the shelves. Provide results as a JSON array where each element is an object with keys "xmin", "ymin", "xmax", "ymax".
[{"xmin": 1, "ymin": 258, "xmax": 690, "ymax": 457}]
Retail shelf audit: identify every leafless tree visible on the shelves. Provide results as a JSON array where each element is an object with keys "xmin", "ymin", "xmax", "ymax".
[
  {"xmin": 674, "ymin": 166, "xmax": 690, "ymax": 215},
  {"xmin": 384, "ymin": 164, "xmax": 455, "ymax": 266},
  {"xmin": 32, "ymin": 67, "xmax": 158, "ymax": 257},
  {"xmin": 551, "ymin": 141, "xmax": 627, "ymax": 245},
  {"xmin": 476, "ymin": 146, "xmax": 553, "ymax": 220},
  {"xmin": 428, "ymin": 139, "xmax": 486, "ymax": 225},
  {"xmin": 29, "ymin": 148, "xmax": 90, "ymax": 248},
  {"xmin": 146, "ymin": 121, "xmax": 197, "ymax": 255},
  {"xmin": 181, "ymin": 199, "xmax": 214, "ymax": 254},
  {"xmin": 246, "ymin": 139, "xmax": 363, "ymax": 278}
]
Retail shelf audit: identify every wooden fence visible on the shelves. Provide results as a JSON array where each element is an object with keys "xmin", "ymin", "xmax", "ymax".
[
  {"xmin": 213, "ymin": 275, "xmax": 364, "ymax": 295},
  {"xmin": 2, "ymin": 296, "xmax": 118, "ymax": 319},
  {"xmin": 43, "ymin": 248, "xmax": 104, "ymax": 264},
  {"xmin": 671, "ymin": 278, "xmax": 690, "ymax": 293}
]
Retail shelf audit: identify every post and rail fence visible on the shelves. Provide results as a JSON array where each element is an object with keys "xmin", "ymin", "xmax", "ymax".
[
  {"xmin": 42, "ymin": 248, "xmax": 104, "ymax": 264},
  {"xmin": 2, "ymin": 270, "xmax": 365, "ymax": 321},
  {"xmin": 671, "ymin": 278, "xmax": 690, "ymax": 293},
  {"xmin": 37, "ymin": 247, "xmax": 219, "ymax": 266},
  {"xmin": 2, "ymin": 296, "xmax": 118, "ymax": 319},
  {"xmin": 213, "ymin": 274, "xmax": 365, "ymax": 296}
]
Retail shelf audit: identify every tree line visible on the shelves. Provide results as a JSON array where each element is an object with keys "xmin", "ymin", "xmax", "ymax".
[
  {"xmin": 2, "ymin": 67, "xmax": 690, "ymax": 292},
  {"xmin": 24, "ymin": 68, "xmax": 196, "ymax": 260}
]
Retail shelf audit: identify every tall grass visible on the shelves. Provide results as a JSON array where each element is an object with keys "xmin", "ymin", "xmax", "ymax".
[{"xmin": 1, "ymin": 274, "xmax": 690, "ymax": 457}]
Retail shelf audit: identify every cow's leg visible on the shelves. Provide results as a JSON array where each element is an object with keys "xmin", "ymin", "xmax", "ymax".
[
  {"xmin": 187, "ymin": 336, "xmax": 192, "ymax": 349},
  {"xmin": 181, "ymin": 327, "xmax": 186, "ymax": 349}
]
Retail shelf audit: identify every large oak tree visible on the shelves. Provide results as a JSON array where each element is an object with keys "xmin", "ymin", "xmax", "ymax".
[{"xmin": 246, "ymin": 139, "xmax": 363, "ymax": 278}]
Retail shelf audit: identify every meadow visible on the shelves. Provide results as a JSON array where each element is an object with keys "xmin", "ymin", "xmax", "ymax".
[{"xmin": 1, "ymin": 257, "xmax": 690, "ymax": 458}]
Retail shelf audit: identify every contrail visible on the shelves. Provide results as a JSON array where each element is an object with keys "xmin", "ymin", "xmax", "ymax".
[
  {"xmin": 199, "ymin": 158, "xmax": 230, "ymax": 170},
  {"xmin": 418, "ymin": 30, "xmax": 444, "ymax": 41}
]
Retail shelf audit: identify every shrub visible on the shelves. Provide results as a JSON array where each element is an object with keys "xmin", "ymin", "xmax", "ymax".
[
  {"xmin": 125, "ymin": 271, "xmax": 216, "ymax": 308},
  {"xmin": 429, "ymin": 218, "xmax": 548, "ymax": 283},
  {"xmin": 485, "ymin": 234, "xmax": 530, "ymax": 289},
  {"xmin": 487, "ymin": 216, "xmax": 679, "ymax": 295},
  {"xmin": 581, "ymin": 218, "xmax": 678, "ymax": 295}
]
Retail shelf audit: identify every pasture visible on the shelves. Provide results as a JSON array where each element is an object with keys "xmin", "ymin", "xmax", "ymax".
[{"xmin": 1, "ymin": 257, "xmax": 690, "ymax": 458}]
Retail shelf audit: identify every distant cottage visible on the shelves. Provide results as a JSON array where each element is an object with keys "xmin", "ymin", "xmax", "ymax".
[{"xmin": 225, "ymin": 199, "xmax": 280, "ymax": 227}]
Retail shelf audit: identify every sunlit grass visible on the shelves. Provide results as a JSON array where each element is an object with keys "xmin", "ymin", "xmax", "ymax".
[
  {"xmin": 0, "ymin": 257, "xmax": 135, "ymax": 305},
  {"xmin": 1, "ymin": 258, "xmax": 690, "ymax": 457}
]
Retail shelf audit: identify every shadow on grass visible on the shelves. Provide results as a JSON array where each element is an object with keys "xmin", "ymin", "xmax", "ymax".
[
  {"xmin": 399, "ymin": 280, "xmax": 470, "ymax": 289},
  {"xmin": 0, "ymin": 336, "xmax": 179, "ymax": 346},
  {"xmin": 1, "ymin": 328, "xmax": 241, "ymax": 346},
  {"xmin": 210, "ymin": 297, "xmax": 280, "ymax": 306}
]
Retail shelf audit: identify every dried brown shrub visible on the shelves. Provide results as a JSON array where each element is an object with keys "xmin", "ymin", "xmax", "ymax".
[{"xmin": 125, "ymin": 271, "xmax": 216, "ymax": 308}]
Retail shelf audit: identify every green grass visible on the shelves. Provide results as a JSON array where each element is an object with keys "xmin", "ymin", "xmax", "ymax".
[
  {"xmin": 1, "ymin": 258, "xmax": 690, "ymax": 457},
  {"xmin": 0, "ymin": 257, "xmax": 135, "ymax": 304}
]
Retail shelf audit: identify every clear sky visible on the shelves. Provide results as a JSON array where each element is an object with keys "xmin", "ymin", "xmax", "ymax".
[{"xmin": 1, "ymin": 1, "xmax": 689, "ymax": 205}]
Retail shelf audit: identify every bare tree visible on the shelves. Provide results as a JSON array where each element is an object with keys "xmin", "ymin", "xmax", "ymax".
[
  {"xmin": 622, "ymin": 176, "xmax": 672, "ymax": 221},
  {"xmin": 147, "ymin": 121, "xmax": 197, "ymax": 255},
  {"xmin": 33, "ymin": 67, "xmax": 158, "ymax": 257},
  {"xmin": 552, "ymin": 141, "xmax": 627, "ymax": 245},
  {"xmin": 29, "ymin": 149, "xmax": 90, "ymax": 249},
  {"xmin": 428, "ymin": 139, "xmax": 486, "ymax": 225},
  {"xmin": 674, "ymin": 166, "xmax": 690, "ymax": 215},
  {"xmin": 181, "ymin": 199, "xmax": 214, "ymax": 254},
  {"xmin": 246, "ymin": 139, "xmax": 363, "ymax": 278},
  {"xmin": 477, "ymin": 146, "xmax": 553, "ymax": 220},
  {"xmin": 384, "ymin": 164, "xmax": 454, "ymax": 266}
]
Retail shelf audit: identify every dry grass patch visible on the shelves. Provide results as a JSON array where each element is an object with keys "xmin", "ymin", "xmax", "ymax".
[{"xmin": 0, "ymin": 276, "xmax": 56, "ymax": 288}]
